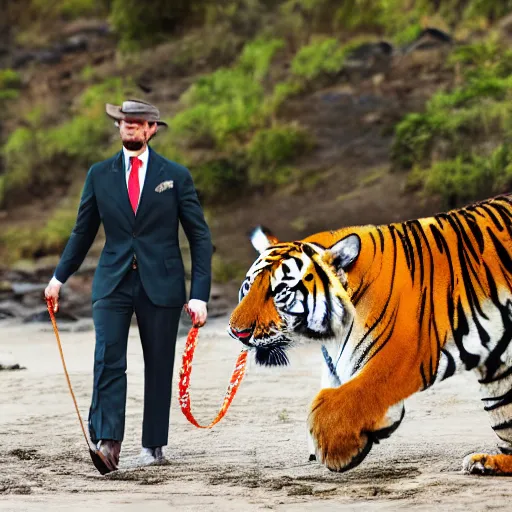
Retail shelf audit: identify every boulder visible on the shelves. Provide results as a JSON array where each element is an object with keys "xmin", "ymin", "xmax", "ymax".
[
  {"xmin": 404, "ymin": 28, "xmax": 452, "ymax": 54},
  {"xmin": 22, "ymin": 309, "xmax": 78, "ymax": 324},
  {"xmin": 0, "ymin": 353, "xmax": 25, "ymax": 371}
]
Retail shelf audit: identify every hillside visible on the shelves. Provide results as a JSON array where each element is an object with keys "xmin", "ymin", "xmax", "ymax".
[{"xmin": 1, "ymin": 1, "xmax": 512, "ymax": 298}]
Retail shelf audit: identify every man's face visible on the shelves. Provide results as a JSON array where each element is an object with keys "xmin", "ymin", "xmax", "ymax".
[{"xmin": 119, "ymin": 118, "xmax": 158, "ymax": 151}]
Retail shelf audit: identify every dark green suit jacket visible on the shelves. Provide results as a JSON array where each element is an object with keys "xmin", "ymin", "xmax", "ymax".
[{"xmin": 55, "ymin": 147, "xmax": 213, "ymax": 307}]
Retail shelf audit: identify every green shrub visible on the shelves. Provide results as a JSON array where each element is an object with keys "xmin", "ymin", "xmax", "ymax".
[
  {"xmin": 392, "ymin": 32, "xmax": 512, "ymax": 206},
  {"xmin": 45, "ymin": 78, "xmax": 132, "ymax": 163},
  {"xmin": 417, "ymin": 144, "xmax": 512, "ymax": 206},
  {"xmin": 247, "ymin": 123, "xmax": 311, "ymax": 186},
  {"xmin": 169, "ymin": 27, "xmax": 243, "ymax": 72},
  {"xmin": 391, "ymin": 113, "xmax": 434, "ymax": 169},
  {"xmin": 193, "ymin": 158, "xmax": 247, "ymax": 201},
  {"xmin": 238, "ymin": 37, "xmax": 285, "ymax": 81},
  {"xmin": 0, "ymin": 78, "xmax": 132, "ymax": 207},
  {"xmin": 462, "ymin": 0, "xmax": 512, "ymax": 21},
  {"xmin": 31, "ymin": 0, "xmax": 109, "ymax": 19},
  {"xmin": 0, "ymin": 69, "xmax": 22, "ymax": 102},
  {"xmin": 1, "ymin": 109, "xmax": 49, "ymax": 207},
  {"xmin": 0, "ymin": 193, "xmax": 80, "ymax": 262},
  {"xmin": 264, "ymin": 80, "xmax": 304, "ymax": 116},
  {"xmin": 172, "ymin": 38, "xmax": 285, "ymax": 148},
  {"xmin": 173, "ymin": 70, "xmax": 264, "ymax": 148},
  {"xmin": 291, "ymin": 38, "xmax": 346, "ymax": 81},
  {"xmin": 393, "ymin": 23, "xmax": 423, "ymax": 46},
  {"xmin": 0, "ymin": 69, "xmax": 21, "ymax": 90},
  {"xmin": 247, "ymin": 123, "xmax": 310, "ymax": 169},
  {"xmin": 110, "ymin": 0, "xmax": 187, "ymax": 51},
  {"xmin": 392, "ymin": 63, "xmax": 512, "ymax": 171}
]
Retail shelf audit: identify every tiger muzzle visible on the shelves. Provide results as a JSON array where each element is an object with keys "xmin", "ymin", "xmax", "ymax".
[{"xmin": 229, "ymin": 326, "xmax": 254, "ymax": 347}]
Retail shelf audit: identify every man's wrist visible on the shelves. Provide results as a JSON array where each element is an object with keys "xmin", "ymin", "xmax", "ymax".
[
  {"xmin": 50, "ymin": 276, "xmax": 63, "ymax": 287},
  {"xmin": 188, "ymin": 299, "xmax": 207, "ymax": 306}
]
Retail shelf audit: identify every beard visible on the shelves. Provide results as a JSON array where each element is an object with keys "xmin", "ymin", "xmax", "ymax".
[{"xmin": 122, "ymin": 139, "xmax": 144, "ymax": 151}]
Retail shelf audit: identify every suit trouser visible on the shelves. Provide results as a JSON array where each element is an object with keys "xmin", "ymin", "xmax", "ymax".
[{"xmin": 88, "ymin": 266, "xmax": 182, "ymax": 448}]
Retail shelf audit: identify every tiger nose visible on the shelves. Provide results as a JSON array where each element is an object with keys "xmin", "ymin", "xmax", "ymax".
[{"xmin": 229, "ymin": 326, "xmax": 254, "ymax": 344}]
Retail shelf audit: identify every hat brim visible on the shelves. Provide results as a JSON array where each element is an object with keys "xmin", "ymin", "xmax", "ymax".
[{"xmin": 105, "ymin": 103, "xmax": 168, "ymax": 127}]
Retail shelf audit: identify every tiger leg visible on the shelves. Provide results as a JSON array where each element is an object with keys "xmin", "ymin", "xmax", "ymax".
[
  {"xmin": 463, "ymin": 369, "xmax": 512, "ymax": 476},
  {"xmin": 308, "ymin": 346, "xmax": 342, "ymax": 462},
  {"xmin": 308, "ymin": 371, "xmax": 413, "ymax": 472}
]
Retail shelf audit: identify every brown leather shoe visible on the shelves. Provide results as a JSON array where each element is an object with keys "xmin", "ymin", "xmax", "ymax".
[{"xmin": 91, "ymin": 440, "xmax": 121, "ymax": 474}]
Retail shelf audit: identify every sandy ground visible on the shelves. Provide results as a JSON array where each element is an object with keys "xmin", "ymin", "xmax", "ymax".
[{"xmin": 1, "ymin": 315, "xmax": 512, "ymax": 512}]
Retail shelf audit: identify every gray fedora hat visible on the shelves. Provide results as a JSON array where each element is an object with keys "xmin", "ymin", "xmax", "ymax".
[{"xmin": 105, "ymin": 98, "xmax": 168, "ymax": 127}]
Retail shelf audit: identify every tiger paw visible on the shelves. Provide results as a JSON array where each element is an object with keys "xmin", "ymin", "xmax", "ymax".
[
  {"xmin": 462, "ymin": 453, "xmax": 512, "ymax": 476},
  {"xmin": 308, "ymin": 388, "xmax": 374, "ymax": 472}
]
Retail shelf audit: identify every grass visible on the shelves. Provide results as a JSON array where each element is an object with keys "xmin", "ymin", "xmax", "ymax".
[
  {"xmin": 410, "ymin": 144, "xmax": 512, "ymax": 206},
  {"xmin": 0, "ymin": 193, "xmax": 80, "ymax": 263},
  {"xmin": 0, "ymin": 78, "xmax": 134, "ymax": 208},
  {"xmin": 172, "ymin": 38, "xmax": 285, "ymax": 150},
  {"xmin": 392, "ymin": 36, "xmax": 512, "ymax": 206},
  {"xmin": 246, "ymin": 123, "xmax": 312, "ymax": 185},
  {"xmin": 0, "ymin": 69, "xmax": 22, "ymax": 102},
  {"xmin": 291, "ymin": 37, "xmax": 347, "ymax": 81},
  {"xmin": 168, "ymin": 37, "xmax": 315, "ymax": 201}
]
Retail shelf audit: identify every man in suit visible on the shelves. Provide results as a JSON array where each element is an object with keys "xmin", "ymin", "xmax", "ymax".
[{"xmin": 44, "ymin": 99, "xmax": 213, "ymax": 473}]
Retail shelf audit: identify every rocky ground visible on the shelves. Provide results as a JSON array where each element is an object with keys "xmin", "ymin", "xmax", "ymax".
[
  {"xmin": 1, "ymin": 315, "xmax": 511, "ymax": 511},
  {"xmin": 0, "ymin": 254, "xmax": 233, "ymax": 325}
]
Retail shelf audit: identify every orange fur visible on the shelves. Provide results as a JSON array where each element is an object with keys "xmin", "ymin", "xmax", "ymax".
[{"xmin": 465, "ymin": 454, "xmax": 512, "ymax": 475}]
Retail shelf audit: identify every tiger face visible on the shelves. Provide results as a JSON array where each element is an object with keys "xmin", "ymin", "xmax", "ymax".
[{"xmin": 229, "ymin": 227, "xmax": 360, "ymax": 366}]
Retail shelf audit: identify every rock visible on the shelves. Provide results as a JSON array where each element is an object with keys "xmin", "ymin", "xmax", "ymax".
[
  {"xmin": 11, "ymin": 283, "xmax": 46, "ymax": 295},
  {"xmin": 0, "ymin": 353, "xmax": 26, "ymax": 371},
  {"xmin": 0, "ymin": 309, "xmax": 16, "ymax": 320},
  {"xmin": 499, "ymin": 13, "xmax": 512, "ymax": 37},
  {"xmin": 0, "ymin": 300, "xmax": 30, "ymax": 319},
  {"xmin": 404, "ymin": 28, "xmax": 452, "ymax": 54},
  {"xmin": 11, "ymin": 51, "xmax": 36, "ymax": 69},
  {"xmin": 22, "ymin": 309, "xmax": 78, "ymax": 324},
  {"xmin": 36, "ymin": 49, "xmax": 62, "ymax": 65},
  {"xmin": 343, "ymin": 41, "xmax": 394, "ymax": 82},
  {"xmin": 61, "ymin": 19, "xmax": 111, "ymax": 38},
  {"xmin": 55, "ymin": 35, "xmax": 89, "ymax": 54},
  {"xmin": 0, "ymin": 363, "xmax": 26, "ymax": 371},
  {"xmin": 346, "ymin": 41, "xmax": 394, "ymax": 62}
]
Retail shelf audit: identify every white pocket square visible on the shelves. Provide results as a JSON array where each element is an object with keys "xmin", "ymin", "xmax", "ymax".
[{"xmin": 155, "ymin": 180, "xmax": 173, "ymax": 193}]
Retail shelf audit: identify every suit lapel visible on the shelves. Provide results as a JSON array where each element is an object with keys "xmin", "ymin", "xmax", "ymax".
[
  {"xmin": 110, "ymin": 150, "xmax": 135, "ymax": 225},
  {"xmin": 135, "ymin": 147, "xmax": 164, "ymax": 222}
]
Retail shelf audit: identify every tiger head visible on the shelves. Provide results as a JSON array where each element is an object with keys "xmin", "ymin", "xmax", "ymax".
[{"xmin": 228, "ymin": 227, "xmax": 361, "ymax": 366}]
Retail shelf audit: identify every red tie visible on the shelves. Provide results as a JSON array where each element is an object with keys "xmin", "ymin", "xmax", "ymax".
[{"xmin": 128, "ymin": 157, "xmax": 141, "ymax": 213}]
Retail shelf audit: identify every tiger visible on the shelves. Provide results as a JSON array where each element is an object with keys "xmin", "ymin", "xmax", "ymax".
[{"xmin": 228, "ymin": 194, "xmax": 512, "ymax": 475}]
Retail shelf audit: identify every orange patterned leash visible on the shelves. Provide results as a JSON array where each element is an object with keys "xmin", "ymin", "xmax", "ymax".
[
  {"xmin": 178, "ymin": 324, "xmax": 248, "ymax": 428},
  {"xmin": 45, "ymin": 297, "xmax": 95, "ymax": 451}
]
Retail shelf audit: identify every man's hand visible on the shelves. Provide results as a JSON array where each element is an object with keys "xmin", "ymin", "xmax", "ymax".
[
  {"xmin": 44, "ymin": 277, "xmax": 62, "ymax": 313},
  {"xmin": 186, "ymin": 299, "xmax": 207, "ymax": 327}
]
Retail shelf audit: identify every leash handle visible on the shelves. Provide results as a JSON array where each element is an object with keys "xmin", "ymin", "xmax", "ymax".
[
  {"xmin": 46, "ymin": 298, "xmax": 94, "ymax": 450},
  {"xmin": 178, "ymin": 325, "xmax": 248, "ymax": 428}
]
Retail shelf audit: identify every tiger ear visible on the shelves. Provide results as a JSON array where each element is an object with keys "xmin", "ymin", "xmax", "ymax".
[
  {"xmin": 328, "ymin": 234, "xmax": 361, "ymax": 270},
  {"xmin": 249, "ymin": 226, "xmax": 279, "ymax": 254}
]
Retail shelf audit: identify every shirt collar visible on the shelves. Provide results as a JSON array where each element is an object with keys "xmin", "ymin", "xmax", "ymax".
[{"xmin": 123, "ymin": 146, "xmax": 149, "ymax": 172}]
